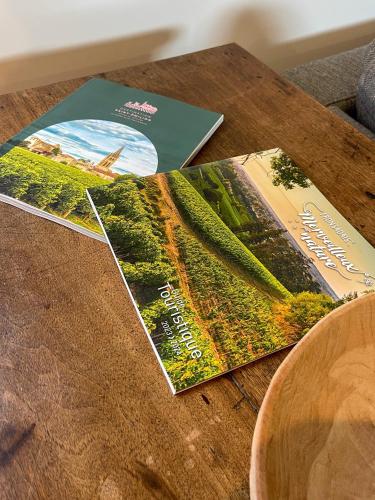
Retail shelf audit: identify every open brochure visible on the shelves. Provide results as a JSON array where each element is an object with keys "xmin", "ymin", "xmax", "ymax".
[
  {"xmin": 0, "ymin": 78, "xmax": 223, "ymax": 240},
  {"xmin": 87, "ymin": 149, "xmax": 375, "ymax": 394}
]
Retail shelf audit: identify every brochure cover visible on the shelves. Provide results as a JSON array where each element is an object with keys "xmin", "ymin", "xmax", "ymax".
[
  {"xmin": 88, "ymin": 149, "xmax": 375, "ymax": 393},
  {"xmin": 0, "ymin": 78, "xmax": 223, "ymax": 240}
]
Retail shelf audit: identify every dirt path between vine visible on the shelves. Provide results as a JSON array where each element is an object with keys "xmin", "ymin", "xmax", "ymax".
[
  {"xmin": 155, "ymin": 174, "xmax": 226, "ymax": 365},
  {"xmin": 154, "ymin": 173, "xmax": 288, "ymax": 367},
  {"xmin": 157, "ymin": 173, "xmax": 279, "ymax": 301},
  {"xmin": 156, "ymin": 174, "xmax": 192, "ymax": 298}
]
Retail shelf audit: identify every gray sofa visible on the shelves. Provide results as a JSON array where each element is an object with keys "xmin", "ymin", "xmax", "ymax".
[{"xmin": 282, "ymin": 44, "xmax": 375, "ymax": 139}]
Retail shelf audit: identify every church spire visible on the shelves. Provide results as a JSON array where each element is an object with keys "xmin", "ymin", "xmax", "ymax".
[{"xmin": 96, "ymin": 146, "xmax": 124, "ymax": 173}]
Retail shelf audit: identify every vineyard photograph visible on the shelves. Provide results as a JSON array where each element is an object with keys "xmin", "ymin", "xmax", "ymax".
[
  {"xmin": 0, "ymin": 146, "xmax": 107, "ymax": 233},
  {"xmin": 88, "ymin": 151, "xmax": 355, "ymax": 391}
]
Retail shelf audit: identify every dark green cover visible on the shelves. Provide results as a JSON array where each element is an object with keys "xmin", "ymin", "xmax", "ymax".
[
  {"xmin": 0, "ymin": 79, "xmax": 223, "ymax": 172},
  {"xmin": 0, "ymin": 79, "xmax": 222, "ymax": 238}
]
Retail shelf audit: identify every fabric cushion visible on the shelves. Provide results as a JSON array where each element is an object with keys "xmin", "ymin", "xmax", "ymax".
[
  {"xmin": 282, "ymin": 45, "xmax": 366, "ymax": 106},
  {"xmin": 356, "ymin": 40, "xmax": 375, "ymax": 132}
]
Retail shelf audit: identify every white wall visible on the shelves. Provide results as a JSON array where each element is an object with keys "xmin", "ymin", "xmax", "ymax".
[{"xmin": 1, "ymin": 0, "xmax": 375, "ymax": 94}]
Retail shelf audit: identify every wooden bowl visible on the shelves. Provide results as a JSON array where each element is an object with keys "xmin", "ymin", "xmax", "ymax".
[{"xmin": 250, "ymin": 293, "xmax": 375, "ymax": 499}]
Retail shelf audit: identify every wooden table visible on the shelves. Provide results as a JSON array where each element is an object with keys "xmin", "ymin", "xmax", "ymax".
[{"xmin": 0, "ymin": 43, "xmax": 374, "ymax": 499}]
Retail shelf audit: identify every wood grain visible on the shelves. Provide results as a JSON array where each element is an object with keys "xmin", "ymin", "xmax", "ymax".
[
  {"xmin": 0, "ymin": 203, "xmax": 252, "ymax": 499},
  {"xmin": 250, "ymin": 293, "xmax": 375, "ymax": 500},
  {"xmin": 0, "ymin": 43, "xmax": 374, "ymax": 498}
]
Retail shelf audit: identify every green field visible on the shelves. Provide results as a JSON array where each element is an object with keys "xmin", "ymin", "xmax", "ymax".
[
  {"xmin": 168, "ymin": 170, "xmax": 291, "ymax": 299},
  {"xmin": 1, "ymin": 147, "xmax": 107, "ymax": 188},
  {"xmin": 0, "ymin": 146, "xmax": 109, "ymax": 232},
  {"xmin": 182, "ymin": 163, "xmax": 252, "ymax": 230},
  {"xmin": 183, "ymin": 162, "xmax": 325, "ymax": 294},
  {"xmin": 175, "ymin": 227, "xmax": 288, "ymax": 365}
]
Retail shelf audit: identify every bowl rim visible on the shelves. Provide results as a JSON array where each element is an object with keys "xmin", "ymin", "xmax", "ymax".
[{"xmin": 249, "ymin": 292, "xmax": 375, "ymax": 499}]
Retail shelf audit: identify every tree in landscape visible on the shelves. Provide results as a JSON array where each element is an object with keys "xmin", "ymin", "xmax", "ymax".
[
  {"xmin": 0, "ymin": 169, "xmax": 34, "ymax": 198},
  {"xmin": 270, "ymin": 153, "xmax": 311, "ymax": 190},
  {"xmin": 25, "ymin": 175, "xmax": 62, "ymax": 209},
  {"xmin": 105, "ymin": 216, "xmax": 161, "ymax": 262},
  {"xmin": 285, "ymin": 291, "xmax": 336, "ymax": 337},
  {"xmin": 53, "ymin": 183, "xmax": 84, "ymax": 217},
  {"xmin": 75, "ymin": 196, "xmax": 96, "ymax": 222},
  {"xmin": 239, "ymin": 228, "xmax": 284, "ymax": 245},
  {"xmin": 120, "ymin": 260, "xmax": 176, "ymax": 286}
]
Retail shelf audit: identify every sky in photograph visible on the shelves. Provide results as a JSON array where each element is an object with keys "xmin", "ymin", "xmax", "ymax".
[
  {"xmin": 239, "ymin": 150, "xmax": 375, "ymax": 298},
  {"xmin": 28, "ymin": 119, "xmax": 158, "ymax": 176}
]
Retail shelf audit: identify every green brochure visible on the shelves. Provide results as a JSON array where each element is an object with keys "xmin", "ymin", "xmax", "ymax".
[{"xmin": 0, "ymin": 78, "xmax": 223, "ymax": 239}]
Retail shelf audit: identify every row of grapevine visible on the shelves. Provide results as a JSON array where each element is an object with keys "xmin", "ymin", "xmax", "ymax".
[
  {"xmin": 175, "ymin": 227, "xmax": 289, "ymax": 365},
  {"xmin": 0, "ymin": 147, "xmax": 108, "ymax": 230},
  {"xmin": 90, "ymin": 177, "xmax": 177, "ymax": 285},
  {"xmin": 141, "ymin": 298, "xmax": 224, "ymax": 391},
  {"xmin": 168, "ymin": 170, "xmax": 291, "ymax": 299},
  {"xmin": 2, "ymin": 147, "xmax": 106, "ymax": 188}
]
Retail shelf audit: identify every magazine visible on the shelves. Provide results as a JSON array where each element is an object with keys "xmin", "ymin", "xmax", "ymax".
[
  {"xmin": 87, "ymin": 149, "xmax": 375, "ymax": 393},
  {"xmin": 0, "ymin": 78, "xmax": 223, "ymax": 240}
]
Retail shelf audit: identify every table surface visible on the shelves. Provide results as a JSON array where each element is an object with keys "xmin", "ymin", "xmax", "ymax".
[{"xmin": 0, "ymin": 43, "xmax": 374, "ymax": 499}]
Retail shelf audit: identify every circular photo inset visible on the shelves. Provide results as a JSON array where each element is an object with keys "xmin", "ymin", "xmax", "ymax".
[{"xmin": 24, "ymin": 119, "xmax": 158, "ymax": 179}]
